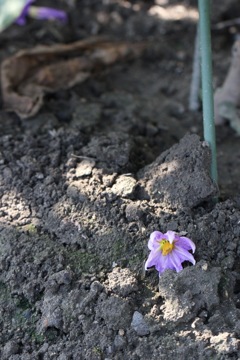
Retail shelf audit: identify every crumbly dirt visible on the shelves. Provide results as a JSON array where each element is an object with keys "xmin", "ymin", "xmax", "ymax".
[{"xmin": 0, "ymin": 1, "xmax": 240, "ymax": 359}]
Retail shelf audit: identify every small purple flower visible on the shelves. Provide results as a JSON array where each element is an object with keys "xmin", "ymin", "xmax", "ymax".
[
  {"xmin": 15, "ymin": 1, "xmax": 67, "ymax": 26},
  {"xmin": 145, "ymin": 230, "xmax": 196, "ymax": 275}
]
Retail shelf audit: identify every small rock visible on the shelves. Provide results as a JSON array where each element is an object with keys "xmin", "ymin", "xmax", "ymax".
[
  {"xmin": 118, "ymin": 329, "xmax": 125, "ymax": 336},
  {"xmin": 75, "ymin": 159, "xmax": 95, "ymax": 177},
  {"xmin": 131, "ymin": 311, "xmax": 150, "ymax": 336},
  {"xmin": 35, "ymin": 172, "xmax": 44, "ymax": 180},
  {"xmin": 125, "ymin": 202, "xmax": 143, "ymax": 221},
  {"xmin": 111, "ymin": 175, "xmax": 136, "ymax": 198},
  {"xmin": 201, "ymin": 261, "xmax": 208, "ymax": 271},
  {"xmin": 40, "ymin": 300, "xmax": 63, "ymax": 331},
  {"xmin": 114, "ymin": 334, "xmax": 126, "ymax": 350}
]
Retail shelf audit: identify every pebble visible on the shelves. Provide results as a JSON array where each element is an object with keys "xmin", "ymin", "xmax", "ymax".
[
  {"xmin": 118, "ymin": 329, "xmax": 125, "ymax": 336},
  {"xmin": 111, "ymin": 175, "xmax": 136, "ymax": 198},
  {"xmin": 131, "ymin": 311, "xmax": 150, "ymax": 336},
  {"xmin": 114, "ymin": 334, "xmax": 126, "ymax": 350},
  {"xmin": 75, "ymin": 159, "xmax": 95, "ymax": 177}
]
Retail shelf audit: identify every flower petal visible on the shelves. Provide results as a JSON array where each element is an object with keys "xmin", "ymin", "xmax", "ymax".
[
  {"xmin": 15, "ymin": 0, "xmax": 35, "ymax": 25},
  {"xmin": 174, "ymin": 246, "xmax": 196, "ymax": 265},
  {"xmin": 175, "ymin": 235, "xmax": 196, "ymax": 253},
  {"xmin": 167, "ymin": 251, "xmax": 183, "ymax": 272},
  {"xmin": 165, "ymin": 230, "xmax": 176, "ymax": 244},
  {"xmin": 145, "ymin": 253, "xmax": 157, "ymax": 269},
  {"xmin": 148, "ymin": 231, "xmax": 164, "ymax": 251},
  {"xmin": 160, "ymin": 256, "xmax": 175, "ymax": 272},
  {"xmin": 145, "ymin": 247, "xmax": 168, "ymax": 273},
  {"xmin": 29, "ymin": 7, "xmax": 68, "ymax": 22},
  {"xmin": 156, "ymin": 253, "xmax": 169, "ymax": 273}
]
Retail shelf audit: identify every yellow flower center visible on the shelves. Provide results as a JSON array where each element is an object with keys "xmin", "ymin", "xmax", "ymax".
[{"xmin": 159, "ymin": 239, "xmax": 174, "ymax": 256}]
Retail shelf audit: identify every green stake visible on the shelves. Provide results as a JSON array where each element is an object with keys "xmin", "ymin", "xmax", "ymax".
[{"xmin": 198, "ymin": 0, "xmax": 218, "ymax": 185}]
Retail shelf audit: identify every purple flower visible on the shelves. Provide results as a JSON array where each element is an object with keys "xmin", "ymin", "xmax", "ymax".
[
  {"xmin": 15, "ymin": 1, "xmax": 67, "ymax": 26},
  {"xmin": 145, "ymin": 230, "xmax": 196, "ymax": 274}
]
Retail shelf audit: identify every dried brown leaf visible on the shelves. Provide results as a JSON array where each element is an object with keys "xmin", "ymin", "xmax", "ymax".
[{"xmin": 1, "ymin": 37, "xmax": 146, "ymax": 119}]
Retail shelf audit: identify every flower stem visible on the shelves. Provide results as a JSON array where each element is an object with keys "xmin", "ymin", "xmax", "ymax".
[{"xmin": 198, "ymin": 0, "xmax": 218, "ymax": 186}]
